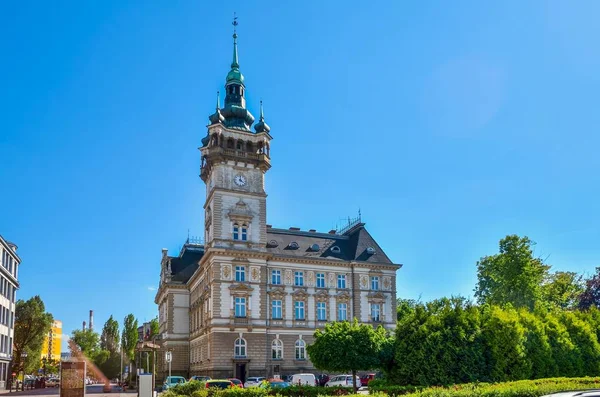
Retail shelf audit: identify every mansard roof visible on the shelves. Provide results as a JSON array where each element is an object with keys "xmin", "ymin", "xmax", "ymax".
[
  {"xmin": 265, "ymin": 223, "xmax": 394, "ymax": 265},
  {"xmin": 165, "ymin": 224, "xmax": 395, "ymax": 285},
  {"xmin": 169, "ymin": 242, "xmax": 204, "ymax": 282}
]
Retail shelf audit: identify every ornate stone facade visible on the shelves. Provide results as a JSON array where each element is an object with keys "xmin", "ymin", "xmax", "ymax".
[{"xmin": 154, "ymin": 22, "xmax": 401, "ymax": 383}]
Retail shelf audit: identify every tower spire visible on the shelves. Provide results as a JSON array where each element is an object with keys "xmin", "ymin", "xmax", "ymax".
[
  {"xmin": 259, "ymin": 100, "xmax": 264, "ymax": 121},
  {"xmin": 232, "ymin": 13, "xmax": 239, "ymax": 69},
  {"xmin": 216, "ymin": 91, "xmax": 220, "ymax": 110},
  {"xmin": 254, "ymin": 99, "xmax": 271, "ymax": 133}
]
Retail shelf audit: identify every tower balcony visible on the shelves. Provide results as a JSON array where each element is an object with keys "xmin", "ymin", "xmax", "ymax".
[{"xmin": 200, "ymin": 147, "xmax": 271, "ymax": 181}]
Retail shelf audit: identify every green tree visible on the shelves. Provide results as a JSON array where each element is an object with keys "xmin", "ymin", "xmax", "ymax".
[
  {"xmin": 389, "ymin": 297, "xmax": 486, "ymax": 386},
  {"xmin": 475, "ymin": 235, "xmax": 550, "ymax": 310},
  {"xmin": 149, "ymin": 317, "xmax": 159, "ymax": 338},
  {"xmin": 100, "ymin": 315, "xmax": 120, "ymax": 353},
  {"xmin": 579, "ymin": 267, "xmax": 600, "ymax": 310},
  {"xmin": 121, "ymin": 314, "xmax": 138, "ymax": 381},
  {"xmin": 307, "ymin": 319, "xmax": 388, "ymax": 392},
  {"xmin": 13, "ymin": 296, "xmax": 53, "ymax": 374},
  {"xmin": 542, "ymin": 271, "xmax": 584, "ymax": 309},
  {"xmin": 396, "ymin": 298, "xmax": 418, "ymax": 321},
  {"xmin": 480, "ymin": 305, "xmax": 529, "ymax": 381},
  {"xmin": 70, "ymin": 329, "xmax": 100, "ymax": 358}
]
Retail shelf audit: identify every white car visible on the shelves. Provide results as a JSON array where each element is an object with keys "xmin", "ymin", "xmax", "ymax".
[
  {"xmin": 325, "ymin": 375, "xmax": 362, "ymax": 388},
  {"xmin": 291, "ymin": 373, "xmax": 316, "ymax": 386},
  {"xmin": 243, "ymin": 377, "xmax": 265, "ymax": 388}
]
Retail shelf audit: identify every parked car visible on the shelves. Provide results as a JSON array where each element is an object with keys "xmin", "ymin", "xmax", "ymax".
[
  {"xmin": 325, "ymin": 375, "xmax": 362, "ymax": 388},
  {"xmin": 244, "ymin": 377, "xmax": 266, "ymax": 388},
  {"xmin": 291, "ymin": 373, "xmax": 317, "ymax": 386},
  {"xmin": 163, "ymin": 376, "xmax": 187, "ymax": 390},
  {"xmin": 260, "ymin": 379, "xmax": 290, "ymax": 389},
  {"xmin": 281, "ymin": 375, "xmax": 293, "ymax": 383},
  {"xmin": 46, "ymin": 377, "xmax": 60, "ymax": 388},
  {"xmin": 205, "ymin": 380, "xmax": 234, "ymax": 389},
  {"xmin": 228, "ymin": 378, "xmax": 243, "ymax": 388},
  {"xmin": 360, "ymin": 374, "xmax": 376, "ymax": 386},
  {"xmin": 190, "ymin": 376, "xmax": 211, "ymax": 382},
  {"xmin": 317, "ymin": 374, "xmax": 330, "ymax": 387}
]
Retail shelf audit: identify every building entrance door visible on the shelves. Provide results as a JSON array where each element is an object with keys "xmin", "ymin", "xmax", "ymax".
[{"xmin": 235, "ymin": 363, "xmax": 246, "ymax": 383}]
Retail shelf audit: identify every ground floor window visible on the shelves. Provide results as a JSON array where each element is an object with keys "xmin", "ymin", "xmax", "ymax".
[
  {"xmin": 295, "ymin": 339, "xmax": 306, "ymax": 360},
  {"xmin": 234, "ymin": 338, "xmax": 247, "ymax": 358},
  {"xmin": 272, "ymin": 339, "xmax": 283, "ymax": 359}
]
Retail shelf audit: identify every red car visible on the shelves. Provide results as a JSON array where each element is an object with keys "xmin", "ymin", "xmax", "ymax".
[
  {"xmin": 360, "ymin": 374, "xmax": 376, "ymax": 386},
  {"xmin": 228, "ymin": 378, "xmax": 244, "ymax": 388}
]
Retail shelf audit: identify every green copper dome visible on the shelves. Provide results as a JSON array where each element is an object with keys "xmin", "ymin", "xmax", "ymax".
[{"xmin": 226, "ymin": 68, "xmax": 244, "ymax": 84}]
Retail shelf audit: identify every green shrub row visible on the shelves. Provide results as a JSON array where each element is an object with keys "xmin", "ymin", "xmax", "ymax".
[
  {"xmin": 162, "ymin": 384, "xmax": 357, "ymax": 397},
  {"xmin": 401, "ymin": 377, "xmax": 600, "ymax": 397},
  {"xmin": 390, "ymin": 298, "xmax": 600, "ymax": 385}
]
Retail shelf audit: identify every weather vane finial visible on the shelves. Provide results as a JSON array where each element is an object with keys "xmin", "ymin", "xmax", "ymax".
[{"xmin": 233, "ymin": 12, "xmax": 238, "ymax": 37}]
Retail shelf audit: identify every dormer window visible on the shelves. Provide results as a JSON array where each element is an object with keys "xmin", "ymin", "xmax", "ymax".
[{"xmin": 233, "ymin": 223, "xmax": 239, "ymax": 240}]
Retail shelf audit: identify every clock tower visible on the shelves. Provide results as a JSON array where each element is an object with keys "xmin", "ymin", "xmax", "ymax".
[{"xmin": 199, "ymin": 19, "xmax": 272, "ymax": 251}]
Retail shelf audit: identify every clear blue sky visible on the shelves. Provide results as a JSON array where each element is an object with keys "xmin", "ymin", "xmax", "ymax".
[{"xmin": 2, "ymin": 1, "xmax": 600, "ymax": 350}]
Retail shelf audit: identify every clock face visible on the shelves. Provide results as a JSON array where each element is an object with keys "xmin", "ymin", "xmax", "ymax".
[{"xmin": 234, "ymin": 174, "xmax": 247, "ymax": 187}]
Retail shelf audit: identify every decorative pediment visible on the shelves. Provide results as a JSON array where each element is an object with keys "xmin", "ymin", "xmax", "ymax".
[
  {"xmin": 227, "ymin": 199, "xmax": 253, "ymax": 221},
  {"xmin": 229, "ymin": 283, "xmax": 254, "ymax": 296},
  {"xmin": 314, "ymin": 289, "xmax": 330, "ymax": 302},
  {"xmin": 292, "ymin": 288, "xmax": 309, "ymax": 301},
  {"xmin": 367, "ymin": 291, "xmax": 386, "ymax": 302},
  {"xmin": 267, "ymin": 287, "xmax": 287, "ymax": 299},
  {"xmin": 232, "ymin": 257, "xmax": 250, "ymax": 264},
  {"xmin": 336, "ymin": 290, "xmax": 351, "ymax": 303}
]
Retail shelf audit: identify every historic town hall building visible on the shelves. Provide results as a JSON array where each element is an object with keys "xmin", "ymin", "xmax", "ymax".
[{"xmin": 155, "ymin": 22, "xmax": 401, "ymax": 382}]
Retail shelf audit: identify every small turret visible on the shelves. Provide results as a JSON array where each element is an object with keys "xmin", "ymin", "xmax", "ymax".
[{"xmin": 254, "ymin": 100, "xmax": 270, "ymax": 133}]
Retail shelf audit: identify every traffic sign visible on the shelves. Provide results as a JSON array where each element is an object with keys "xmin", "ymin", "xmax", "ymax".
[{"xmin": 165, "ymin": 351, "xmax": 172, "ymax": 363}]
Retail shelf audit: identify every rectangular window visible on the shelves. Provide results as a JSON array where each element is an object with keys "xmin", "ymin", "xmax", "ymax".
[
  {"xmin": 272, "ymin": 300, "xmax": 282, "ymax": 319},
  {"xmin": 371, "ymin": 276, "xmax": 380, "ymax": 290},
  {"xmin": 337, "ymin": 274, "xmax": 346, "ymax": 289},
  {"xmin": 316, "ymin": 273, "xmax": 325, "ymax": 288},
  {"xmin": 317, "ymin": 302, "xmax": 326, "ymax": 321},
  {"xmin": 294, "ymin": 271, "xmax": 304, "ymax": 287},
  {"xmin": 294, "ymin": 301, "xmax": 305, "ymax": 320},
  {"xmin": 234, "ymin": 297, "xmax": 246, "ymax": 317},
  {"xmin": 233, "ymin": 224, "xmax": 239, "ymax": 240},
  {"xmin": 337, "ymin": 303, "xmax": 347, "ymax": 321},
  {"xmin": 271, "ymin": 270, "xmax": 281, "ymax": 285},
  {"xmin": 241, "ymin": 225, "xmax": 247, "ymax": 241},
  {"xmin": 235, "ymin": 266, "xmax": 245, "ymax": 282},
  {"xmin": 371, "ymin": 303, "xmax": 381, "ymax": 322}
]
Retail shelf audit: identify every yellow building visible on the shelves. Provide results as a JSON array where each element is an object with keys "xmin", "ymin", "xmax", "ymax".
[{"xmin": 41, "ymin": 320, "xmax": 62, "ymax": 362}]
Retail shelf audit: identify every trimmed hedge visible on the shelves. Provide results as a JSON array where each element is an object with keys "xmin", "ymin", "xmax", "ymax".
[
  {"xmin": 161, "ymin": 377, "xmax": 600, "ymax": 397},
  {"xmin": 399, "ymin": 377, "xmax": 600, "ymax": 397}
]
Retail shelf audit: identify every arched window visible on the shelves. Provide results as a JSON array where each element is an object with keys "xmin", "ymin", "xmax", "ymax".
[
  {"xmin": 272, "ymin": 339, "xmax": 283, "ymax": 359},
  {"xmin": 233, "ymin": 223, "xmax": 239, "ymax": 240},
  {"xmin": 236, "ymin": 140, "xmax": 244, "ymax": 150},
  {"xmin": 295, "ymin": 340, "xmax": 306, "ymax": 360},
  {"xmin": 227, "ymin": 138, "xmax": 234, "ymax": 149},
  {"xmin": 246, "ymin": 141, "xmax": 254, "ymax": 153},
  {"xmin": 241, "ymin": 224, "xmax": 248, "ymax": 241},
  {"xmin": 234, "ymin": 338, "xmax": 246, "ymax": 358}
]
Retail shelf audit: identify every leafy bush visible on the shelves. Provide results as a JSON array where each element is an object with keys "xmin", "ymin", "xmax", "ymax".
[
  {"xmin": 215, "ymin": 387, "xmax": 268, "ymax": 397},
  {"xmin": 402, "ymin": 377, "xmax": 600, "ymax": 397},
  {"xmin": 268, "ymin": 386, "xmax": 350, "ymax": 397},
  {"xmin": 367, "ymin": 379, "xmax": 390, "ymax": 388},
  {"xmin": 368, "ymin": 385, "xmax": 425, "ymax": 396},
  {"xmin": 169, "ymin": 380, "xmax": 206, "ymax": 396}
]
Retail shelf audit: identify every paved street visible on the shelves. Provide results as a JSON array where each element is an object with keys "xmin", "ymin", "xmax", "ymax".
[{"xmin": 0, "ymin": 384, "xmax": 137, "ymax": 396}]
